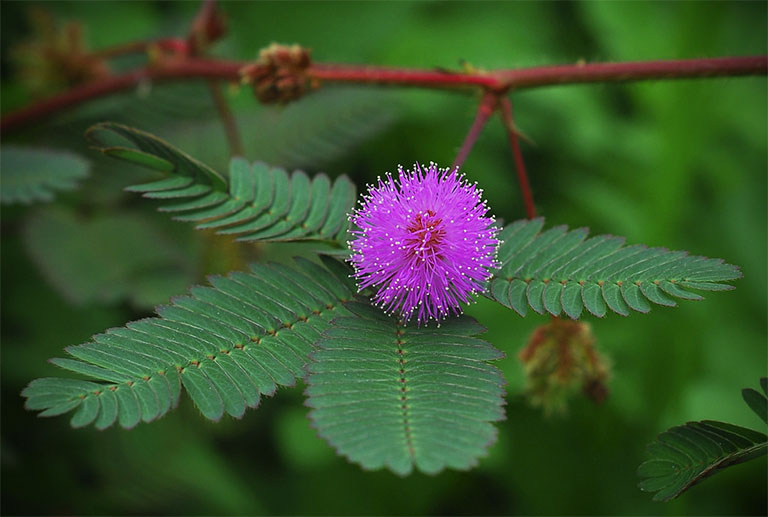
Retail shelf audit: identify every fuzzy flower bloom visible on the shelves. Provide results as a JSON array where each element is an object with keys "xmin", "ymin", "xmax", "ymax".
[{"xmin": 348, "ymin": 163, "xmax": 500, "ymax": 325}]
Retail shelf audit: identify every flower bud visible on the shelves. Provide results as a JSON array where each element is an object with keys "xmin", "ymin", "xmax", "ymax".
[
  {"xmin": 240, "ymin": 43, "xmax": 313, "ymax": 104},
  {"xmin": 187, "ymin": 0, "xmax": 227, "ymax": 55}
]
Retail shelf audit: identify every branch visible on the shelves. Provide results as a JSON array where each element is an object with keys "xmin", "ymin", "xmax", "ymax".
[
  {"xmin": 2, "ymin": 55, "xmax": 765, "ymax": 133},
  {"xmin": 309, "ymin": 56, "xmax": 767, "ymax": 91},
  {"xmin": 499, "ymin": 97, "xmax": 536, "ymax": 219},
  {"xmin": 451, "ymin": 92, "xmax": 498, "ymax": 172}
]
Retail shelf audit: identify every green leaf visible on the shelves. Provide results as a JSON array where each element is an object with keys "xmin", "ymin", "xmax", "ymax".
[
  {"xmin": 487, "ymin": 218, "xmax": 741, "ymax": 317},
  {"xmin": 306, "ymin": 300, "xmax": 506, "ymax": 475},
  {"xmin": 21, "ymin": 258, "xmax": 354, "ymax": 429},
  {"xmin": 86, "ymin": 122, "xmax": 226, "ymax": 190},
  {"xmin": 102, "ymin": 147, "xmax": 174, "ymax": 172},
  {"xmin": 742, "ymin": 382, "xmax": 768, "ymax": 425},
  {"xmin": 0, "ymin": 145, "xmax": 89, "ymax": 204},
  {"xmin": 638, "ymin": 379, "xmax": 768, "ymax": 502},
  {"xmin": 86, "ymin": 123, "xmax": 356, "ymax": 244}
]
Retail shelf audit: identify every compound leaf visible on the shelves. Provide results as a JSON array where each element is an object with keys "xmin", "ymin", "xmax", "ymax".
[
  {"xmin": 1, "ymin": 145, "xmax": 89, "ymax": 204},
  {"xmin": 22, "ymin": 258, "xmax": 354, "ymax": 429},
  {"xmin": 306, "ymin": 300, "xmax": 506, "ymax": 475},
  {"xmin": 638, "ymin": 379, "xmax": 768, "ymax": 501},
  {"xmin": 86, "ymin": 123, "xmax": 355, "ymax": 244},
  {"xmin": 487, "ymin": 218, "xmax": 741, "ymax": 318}
]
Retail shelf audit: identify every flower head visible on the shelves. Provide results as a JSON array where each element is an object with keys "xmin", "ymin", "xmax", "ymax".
[{"xmin": 348, "ymin": 163, "xmax": 499, "ymax": 325}]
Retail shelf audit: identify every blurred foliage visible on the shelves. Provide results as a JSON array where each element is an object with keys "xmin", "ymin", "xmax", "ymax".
[
  {"xmin": 0, "ymin": 145, "xmax": 89, "ymax": 204},
  {"xmin": 23, "ymin": 206, "xmax": 199, "ymax": 308},
  {"xmin": 1, "ymin": 1, "xmax": 766, "ymax": 515}
]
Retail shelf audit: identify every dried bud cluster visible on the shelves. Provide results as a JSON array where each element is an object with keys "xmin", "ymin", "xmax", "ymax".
[
  {"xmin": 519, "ymin": 318, "xmax": 610, "ymax": 414},
  {"xmin": 12, "ymin": 9, "xmax": 109, "ymax": 97},
  {"xmin": 240, "ymin": 43, "xmax": 314, "ymax": 104}
]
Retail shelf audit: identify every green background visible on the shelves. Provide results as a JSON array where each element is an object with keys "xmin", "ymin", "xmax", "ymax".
[{"xmin": 2, "ymin": 1, "xmax": 766, "ymax": 514}]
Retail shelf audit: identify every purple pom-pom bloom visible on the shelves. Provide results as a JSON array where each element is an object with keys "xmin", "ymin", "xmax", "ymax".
[{"xmin": 348, "ymin": 163, "xmax": 500, "ymax": 325}]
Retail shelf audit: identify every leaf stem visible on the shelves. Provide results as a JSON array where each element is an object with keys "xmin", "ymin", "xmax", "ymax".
[
  {"xmin": 206, "ymin": 80, "xmax": 243, "ymax": 157},
  {"xmin": 451, "ymin": 91, "xmax": 498, "ymax": 172},
  {"xmin": 499, "ymin": 97, "xmax": 536, "ymax": 219}
]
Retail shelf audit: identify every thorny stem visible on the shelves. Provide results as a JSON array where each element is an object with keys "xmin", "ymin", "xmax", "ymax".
[
  {"xmin": 499, "ymin": 97, "xmax": 536, "ymax": 219},
  {"xmin": 493, "ymin": 57, "xmax": 767, "ymax": 89},
  {"xmin": 206, "ymin": 80, "xmax": 243, "ymax": 157},
  {"xmin": 451, "ymin": 91, "xmax": 498, "ymax": 172},
  {"xmin": 308, "ymin": 64, "xmax": 500, "ymax": 91},
  {"xmin": 1, "ymin": 56, "xmax": 765, "ymax": 133}
]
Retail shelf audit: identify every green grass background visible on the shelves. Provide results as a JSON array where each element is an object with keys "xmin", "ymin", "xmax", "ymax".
[{"xmin": 1, "ymin": 1, "xmax": 766, "ymax": 514}]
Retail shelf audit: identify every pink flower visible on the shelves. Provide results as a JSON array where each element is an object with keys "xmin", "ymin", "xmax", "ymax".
[{"xmin": 348, "ymin": 163, "xmax": 499, "ymax": 325}]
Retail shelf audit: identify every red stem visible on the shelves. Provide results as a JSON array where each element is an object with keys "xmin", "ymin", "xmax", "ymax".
[
  {"xmin": 500, "ymin": 97, "xmax": 536, "ymax": 219},
  {"xmin": 310, "ymin": 56, "xmax": 767, "ymax": 91},
  {"xmin": 451, "ymin": 92, "xmax": 498, "ymax": 172},
  {"xmin": 2, "ymin": 55, "xmax": 765, "ymax": 133},
  {"xmin": 308, "ymin": 64, "xmax": 501, "ymax": 90}
]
